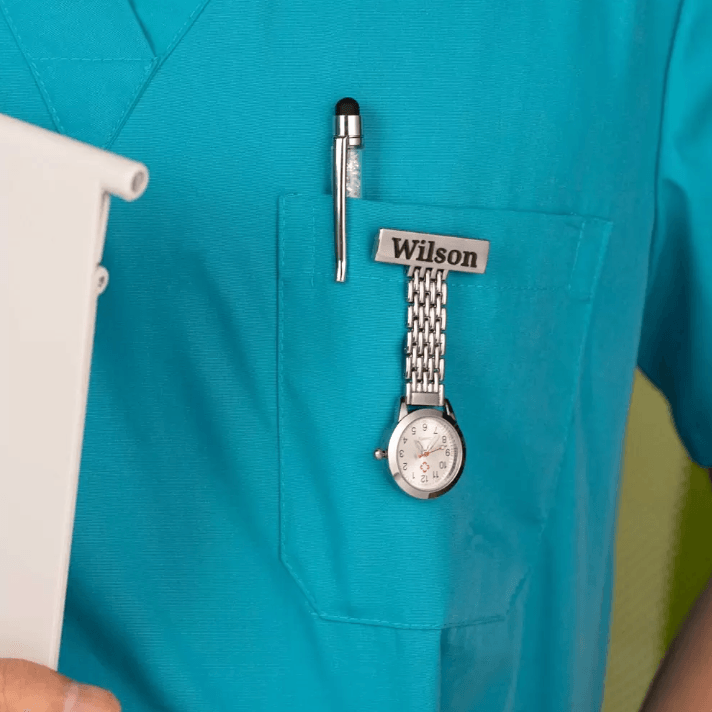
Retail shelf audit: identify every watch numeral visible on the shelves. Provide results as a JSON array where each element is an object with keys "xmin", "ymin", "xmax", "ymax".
[
  {"xmin": 402, "ymin": 462, "xmax": 408, "ymax": 470},
  {"xmin": 434, "ymin": 427, "xmax": 438, "ymax": 434},
  {"xmin": 411, "ymin": 426, "xmax": 416, "ymax": 434},
  {"xmin": 433, "ymin": 472, "xmax": 439, "ymax": 479},
  {"xmin": 399, "ymin": 450, "xmax": 404, "ymax": 458},
  {"xmin": 421, "ymin": 474, "xmax": 428, "ymax": 483},
  {"xmin": 439, "ymin": 461, "xmax": 446, "ymax": 469},
  {"xmin": 442, "ymin": 436, "xmax": 447, "ymax": 443},
  {"xmin": 445, "ymin": 449, "xmax": 450, "ymax": 457},
  {"xmin": 403, "ymin": 437, "xmax": 407, "ymax": 444},
  {"xmin": 422, "ymin": 422, "xmax": 428, "ymax": 431}
]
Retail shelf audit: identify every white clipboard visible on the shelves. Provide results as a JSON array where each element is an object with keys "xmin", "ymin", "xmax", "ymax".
[{"xmin": 0, "ymin": 112, "xmax": 148, "ymax": 670}]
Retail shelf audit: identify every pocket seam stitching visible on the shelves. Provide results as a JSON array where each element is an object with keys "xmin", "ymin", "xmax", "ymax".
[
  {"xmin": 278, "ymin": 199, "xmax": 341, "ymax": 625},
  {"xmin": 566, "ymin": 219, "xmax": 586, "ymax": 296},
  {"xmin": 277, "ymin": 195, "xmax": 612, "ymax": 631},
  {"xmin": 300, "ymin": 609, "xmax": 507, "ymax": 630},
  {"xmin": 282, "ymin": 274, "xmax": 572, "ymax": 293},
  {"xmin": 516, "ymin": 220, "xmax": 612, "ymax": 620}
]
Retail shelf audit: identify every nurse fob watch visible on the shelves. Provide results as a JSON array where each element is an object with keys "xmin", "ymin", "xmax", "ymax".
[{"xmin": 372, "ymin": 228, "xmax": 490, "ymax": 499}]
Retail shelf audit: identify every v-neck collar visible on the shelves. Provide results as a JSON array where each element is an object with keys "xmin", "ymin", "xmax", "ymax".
[
  {"xmin": 127, "ymin": 0, "xmax": 211, "ymax": 60},
  {"xmin": 0, "ymin": 0, "xmax": 210, "ymax": 148}
]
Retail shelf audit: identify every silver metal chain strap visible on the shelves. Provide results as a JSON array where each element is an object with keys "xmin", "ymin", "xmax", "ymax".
[{"xmin": 405, "ymin": 266, "xmax": 447, "ymax": 407}]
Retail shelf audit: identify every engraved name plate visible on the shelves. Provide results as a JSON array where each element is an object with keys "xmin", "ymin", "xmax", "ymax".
[{"xmin": 374, "ymin": 229, "xmax": 489, "ymax": 274}]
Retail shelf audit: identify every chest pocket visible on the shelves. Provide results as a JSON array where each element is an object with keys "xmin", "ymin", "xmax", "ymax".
[{"xmin": 278, "ymin": 194, "xmax": 611, "ymax": 629}]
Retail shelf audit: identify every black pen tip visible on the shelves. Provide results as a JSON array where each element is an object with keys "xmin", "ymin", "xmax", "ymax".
[{"xmin": 335, "ymin": 97, "xmax": 360, "ymax": 115}]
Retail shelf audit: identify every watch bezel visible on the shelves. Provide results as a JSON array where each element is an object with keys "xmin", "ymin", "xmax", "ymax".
[{"xmin": 387, "ymin": 407, "xmax": 466, "ymax": 500}]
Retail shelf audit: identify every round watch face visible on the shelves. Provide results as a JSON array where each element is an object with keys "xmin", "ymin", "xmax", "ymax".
[{"xmin": 388, "ymin": 409, "xmax": 465, "ymax": 499}]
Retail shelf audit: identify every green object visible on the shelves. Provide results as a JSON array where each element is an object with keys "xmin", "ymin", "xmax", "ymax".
[{"xmin": 662, "ymin": 464, "xmax": 712, "ymax": 652}]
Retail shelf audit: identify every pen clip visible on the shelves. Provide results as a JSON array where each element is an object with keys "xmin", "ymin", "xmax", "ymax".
[
  {"xmin": 333, "ymin": 134, "xmax": 348, "ymax": 282},
  {"xmin": 333, "ymin": 99, "xmax": 361, "ymax": 283}
]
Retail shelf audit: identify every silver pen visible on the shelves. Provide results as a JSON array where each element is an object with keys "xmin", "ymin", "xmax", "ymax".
[{"xmin": 333, "ymin": 97, "xmax": 362, "ymax": 282}]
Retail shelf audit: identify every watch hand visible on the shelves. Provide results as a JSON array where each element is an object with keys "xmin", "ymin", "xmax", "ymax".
[
  {"xmin": 424, "ymin": 435, "xmax": 439, "ymax": 452},
  {"xmin": 424, "ymin": 445, "xmax": 445, "ymax": 456},
  {"xmin": 415, "ymin": 440, "xmax": 423, "ymax": 456}
]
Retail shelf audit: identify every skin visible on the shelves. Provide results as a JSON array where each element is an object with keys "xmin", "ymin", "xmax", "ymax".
[
  {"xmin": 639, "ymin": 572, "xmax": 712, "ymax": 711},
  {"xmin": 0, "ymin": 659, "xmax": 120, "ymax": 712}
]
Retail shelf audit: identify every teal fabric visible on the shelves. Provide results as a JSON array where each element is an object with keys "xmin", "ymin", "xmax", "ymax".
[
  {"xmin": 637, "ymin": 0, "xmax": 712, "ymax": 469},
  {"xmin": 0, "ymin": 1, "xmax": 709, "ymax": 710},
  {"xmin": 280, "ymin": 195, "xmax": 609, "ymax": 631}
]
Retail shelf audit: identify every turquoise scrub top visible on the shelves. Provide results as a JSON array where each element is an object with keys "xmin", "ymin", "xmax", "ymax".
[{"xmin": 2, "ymin": 1, "xmax": 711, "ymax": 710}]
